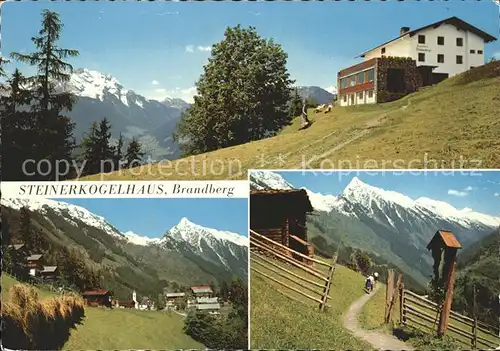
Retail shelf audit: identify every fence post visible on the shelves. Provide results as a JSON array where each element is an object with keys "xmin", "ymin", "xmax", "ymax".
[
  {"xmin": 472, "ymin": 285, "xmax": 477, "ymax": 349},
  {"xmin": 319, "ymin": 254, "xmax": 337, "ymax": 312},
  {"xmin": 385, "ymin": 269, "xmax": 394, "ymax": 324},
  {"xmin": 399, "ymin": 283, "xmax": 405, "ymax": 327}
]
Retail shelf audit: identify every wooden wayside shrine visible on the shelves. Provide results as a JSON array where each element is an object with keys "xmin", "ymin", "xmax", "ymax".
[
  {"xmin": 426, "ymin": 229, "xmax": 462, "ymax": 337},
  {"xmin": 250, "ymin": 189, "xmax": 315, "ymax": 265}
]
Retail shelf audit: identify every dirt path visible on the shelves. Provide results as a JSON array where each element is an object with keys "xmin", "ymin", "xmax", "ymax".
[
  {"xmin": 295, "ymin": 97, "xmax": 412, "ymax": 168},
  {"xmin": 343, "ymin": 285, "xmax": 413, "ymax": 351}
]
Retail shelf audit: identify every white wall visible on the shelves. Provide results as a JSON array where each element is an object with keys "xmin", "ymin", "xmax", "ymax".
[
  {"xmin": 364, "ymin": 36, "xmax": 413, "ymax": 61},
  {"xmin": 363, "ymin": 24, "xmax": 486, "ymax": 77},
  {"xmin": 338, "ymin": 90, "xmax": 376, "ymax": 107}
]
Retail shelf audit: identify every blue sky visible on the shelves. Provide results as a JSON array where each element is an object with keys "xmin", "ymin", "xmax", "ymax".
[
  {"xmin": 274, "ymin": 170, "xmax": 500, "ymax": 217},
  {"xmin": 2, "ymin": 1, "xmax": 498, "ymax": 102},
  {"xmin": 52, "ymin": 198, "xmax": 248, "ymax": 238}
]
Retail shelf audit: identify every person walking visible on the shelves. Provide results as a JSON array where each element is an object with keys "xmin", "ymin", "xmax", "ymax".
[{"xmin": 365, "ymin": 275, "xmax": 373, "ymax": 293}]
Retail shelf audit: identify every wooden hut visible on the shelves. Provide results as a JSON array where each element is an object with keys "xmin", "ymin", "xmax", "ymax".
[
  {"xmin": 250, "ymin": 189, "xmax": 315, "ymax": 264},
  {"xmin": 82, "ymin": 289, "xmax": 112, "ymax": 307},
  {"xmin": 40, "ymin": 266, "xmax": 59, "ymax": 282},
  {"xmin": 24, "ymin": 254, "xmax": 44, "ymax": 276}
]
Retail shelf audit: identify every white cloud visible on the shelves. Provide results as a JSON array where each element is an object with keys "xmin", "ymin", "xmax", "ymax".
[
  {"xmin": 448, "ymin": 189, "xmax": 468, "ymax": 197},
  {"xmin": 151, "ymin": 80, "xmax": 159, "ymax": 85},
  {"xmin": 463, "ymin": 186, "xmax": 474, "ymax": 191},
  {"xmin": 145, "ymin": 86, "xmax": 197, "ymax": 104},
  {"xmin": 325, "ymin": 85, "xmax": 337, "ymax": 94},
  {"xmin": 185, "ymin": 45, "xmax": 212, "ymax": 53},
  {"xmin": 197, "ymin": 46, "xmax": 212, "ymax": 52},
  {"xmin": 494, "ymin": 193, "xmax": 500, "ymax": 197}
]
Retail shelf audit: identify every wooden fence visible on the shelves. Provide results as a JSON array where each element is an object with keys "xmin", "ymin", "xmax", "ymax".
[
  {"xmin": 399, "ymin": 285, "xmax": 500, "ymax": 349},
  {"xmin": 249, "ymin": 229, "xmax": 337, "ymax": 312}
]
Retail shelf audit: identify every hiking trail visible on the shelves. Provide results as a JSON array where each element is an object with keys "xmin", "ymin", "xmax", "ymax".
[
  {"xmin": 343, "ymin": 285, "xmax": 414, "ymax": 351},
  {"xmin": 293, "ymin": 97, "xmax": 413, "ymax": 168}
]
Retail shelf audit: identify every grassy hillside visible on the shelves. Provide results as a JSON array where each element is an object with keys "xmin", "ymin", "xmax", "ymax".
[
  {"xmin": 82, "ymin": 61, "xmax": 500, "ymax": 181},
  {"xmin": 1, "ymin": 274, "xmax": 203, "ymax": 350},
  {"xmin": 453, "ymin": 228, "xmax": 499, "ymax": 327},
  {"xmin": 250, "ymin": 257, "xmax": 370, "ymax": 349}
]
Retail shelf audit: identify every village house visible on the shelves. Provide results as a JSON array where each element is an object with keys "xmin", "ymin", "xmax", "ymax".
[
  {"xmin": 24, "ymin": 254, "xmax": 44, "ymax": 276},
  {"xmin": 337, "ymin": 16, "xmax": 496, "ymax": 106},
  {"xmin": 250, "ymin": 189, "xmax": 315, "ymax": 266},
  {"xmin": 191, "ymin": 286, "xmax": 213, "ymax": 297},
  {"xmin": 164, "ymin": 292, "xmax": 186, "ymax": 310},
  {"xmin": 39, "ymin": 266, "xmax": 58, "ymax": 282},
  {"xmin": 116, "ymin": 290, "xmax": 139, "ymax": 309},
  {"xmin": 196, "ymin": 303, "xmax": 221, "ymax": 315},
  {"xmin": 82, "ymin": 289, "xmax": 113, "ymax": 308}
]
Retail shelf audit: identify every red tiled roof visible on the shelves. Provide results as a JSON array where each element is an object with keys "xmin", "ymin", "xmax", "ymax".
[{"xmin": 82, "ymin": 289, "xmax": 110, "ymax": 296}]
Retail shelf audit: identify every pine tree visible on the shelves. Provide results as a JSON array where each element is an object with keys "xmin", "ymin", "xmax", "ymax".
[
  {"xmin": 114, "ymin": 133, "xmax": 124, "ymax": 170},
  {"xmin": 81, "ymin": 122, "xmax": 101, "ymax": 176},
  {"xmin": 125, "ymin": 138, "xmax": 145, "ymax": 168},
  {"xmin": 288, "ymin": 88, "xmax": 303, "ymax": 119},
  {"xmin": 19, "ymin": 207, "xmax": 34, "ymax": 250},
  {"xmin": 1, "ymin": 69, "xmax": 36, "ymax": 180},
  {"xmin": 10, "ymin": 10, "xmax": 79, "ymax": 181},
  {"xmin": 81, "ymin": 118, "xmax": 116, "ymax": 175},
  {"xmin": 174, "ymin": 25, "xmax": 294, "ymax": 156}
]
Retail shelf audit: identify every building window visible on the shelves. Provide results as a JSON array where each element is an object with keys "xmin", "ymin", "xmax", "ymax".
[
  {"xmin": 418, "ymin": 35, "xmax": 425, "ymax": 44},
  {"xmin": 343, "ymin": 95, "xmax": 347, "ymax": 102},
  {"xmin": 381, "ymin": 47, "xmax": 386, "ymax": 54},
  {"xmin": 437, "ymin": 36, "xmax": 444, "ymax": 45},
  {"xmin": 437, "ymin": 54, "xmax": 444, "ymax": 63},
  {"xmin": 358, "ymin": 91, "xmax": 364, "ymax": 99},
  {"xmin": 350, "ymin": 76, "xmax": 356, "ymax": 87},
  {"xmin": 357, "ymin": 72, "xmax": 365, "ymax": 84},
  {"xmin": 418, "ymin": 53, "xmax": 425, "ymax": 62},
  {"xmin": 368, "ymin": 90, "xmax": 373, "ymax": 98},
  {"xmin": 456, "ymin": 55, "xmax": 463, "ymax": 64},
  {"xmin": 340, "ymin": 78, "xmax": 348, "ymax": 89},
  {"xmin": 456, "ymin": 38, "xmax": 463, "ymax": 47},
  {"xmin": 366, "ymin": 69, "xmax": 375, "ymax": 82},
  {"xmin": 478, "ymin": 50, "xmax": 483, "ymax": 54},
  {"xmin": 470, "ymin": 49, "xmax": 475, "ymax": 54}
]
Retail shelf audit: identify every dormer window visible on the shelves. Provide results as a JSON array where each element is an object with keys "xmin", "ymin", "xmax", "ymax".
[
  {"xmin": 418, "ymin": 35, "xmax": 426, "ymax": 44},
  {"xmin": 381, "ymin": 47, "xmax": 386, "ymax": 54}
]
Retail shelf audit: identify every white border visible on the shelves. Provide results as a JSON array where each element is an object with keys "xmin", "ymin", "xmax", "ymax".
[{"xmin": 0, "ymin": 181, "xmax": 249, "ymax": 199}]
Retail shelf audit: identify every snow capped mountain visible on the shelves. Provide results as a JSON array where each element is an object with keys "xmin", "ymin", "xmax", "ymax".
[
  {"xmin": 249, "ymin": 170, "xmax": 294, "ymax": 190},
  {"xmin": 160, "ymin": 217, "xmax": 248, "ymax": 275},
  {"xmin": 250, "ymin": 171, "xmax": 500, "ymax": 229},
  {"xmin": 167, "ymin": 217, "xmax": 247, "ymax": 247},
  {"xmin": 55, "ymin": 68, "xmax": 191, "ymax": 160},
  {"xmin": 1, "ymin": 197, "xmax": 125, "ymax": 240},
  {"xmin": 250, "ymin": 170, "xmax": 499, "ymax": 285},
  {"xmin": 1, "ymin": 197, "xmax": 247, "ymax": 279}
]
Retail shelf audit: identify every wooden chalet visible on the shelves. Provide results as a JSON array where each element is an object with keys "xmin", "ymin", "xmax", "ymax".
[
  {"xmin": 82, "ymin": 289, "xmax": 112, "ymax": 308},
  {"xmin": 24, "ymin": 254, "xmax": 44, "ymax": 276},
  {"xmin": 250, "ymin": 189, "xmax": 315, "ymax": 265},
  {"xmin": 40, "ymin": 266, "xmax": 59, "ymax": 281}
]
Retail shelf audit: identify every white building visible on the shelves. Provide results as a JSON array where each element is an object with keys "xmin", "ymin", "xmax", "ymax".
[
  {"xmin": 359, "ymin": 17, "xmax": 495, "ymax": 78},
  {"xmin": 337, "ymin": 17, "xmax": 496, "ymax": 107}
]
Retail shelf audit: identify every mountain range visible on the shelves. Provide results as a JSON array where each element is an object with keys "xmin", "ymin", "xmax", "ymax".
[
  {"xmin": 1, "ymin": 197, "xmax": 248, "ymax": 299},
  {"xmin": 56, "ymin": 68, "xmax": 190, "ymax": 160},
  {"xmin": 249, "ymin": 171, "xmax": 500, "ymax": 286},
  {"xmin": 296, "ymin": 86, "xmax": 337, "ymax": 105}
]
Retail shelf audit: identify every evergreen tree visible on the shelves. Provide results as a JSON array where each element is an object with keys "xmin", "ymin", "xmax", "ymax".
[
  {"xmin": 10, "ymin": 9, "xmax": 79, "ymax": 181},
  {"xmin": 125, "ymin": 138, "xmax": 145, "ymax": 168},
  {"xmin": 288, "ymin": 88, "xmax": 303, "ymax": 119},
  {"xmin": 114, "ymin": 133, "xmax": 124, "ymax": 169},
  {"xmin": 1, "ymin": 69, "xmax": 35, "ymax": 180},
  {"xmin": 219, "ymin": 280, "xmax": 229, "ymax": 300},
  {"xmin": 81, "ymin": 118, "xmax": 116, "ymax": 175},
  {"xmin": 174, "ymin": 25, "xmax": 294, "ymax": 156},
  {"xmin": 19, "ymin": 207, "xmax": 34, "ymax": 250}
]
